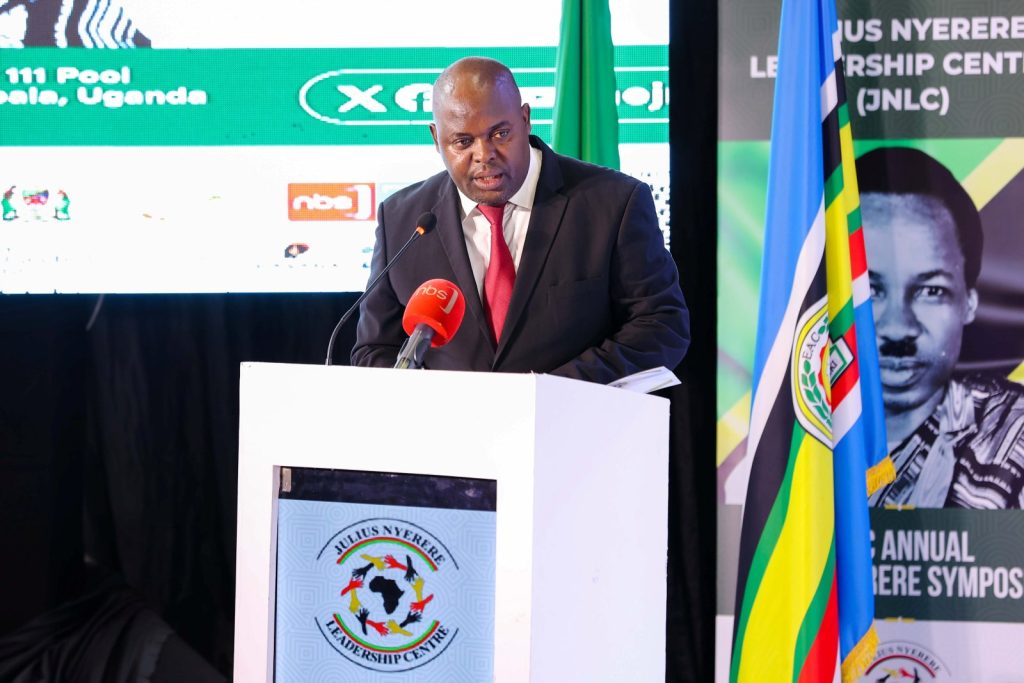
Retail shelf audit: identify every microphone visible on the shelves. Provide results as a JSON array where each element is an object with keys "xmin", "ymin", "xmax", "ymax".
[
  {"xmin": 394, "ymin": 279, "xmax": 466, "ymax": 370},
  {"xmin": 324, "ymin": 211, "xmax": 437, "ymax": 365}
]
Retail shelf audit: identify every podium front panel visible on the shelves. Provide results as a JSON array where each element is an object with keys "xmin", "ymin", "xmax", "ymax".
[
  {"xmin": 274, "ymin": 467, "xmax": 496, "ymax": 682},
  {"xmin": 235, "ymin": 363, "xmax": 669, "ymax": 682}
]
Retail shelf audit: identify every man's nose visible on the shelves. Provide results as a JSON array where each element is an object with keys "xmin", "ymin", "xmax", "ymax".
[
  {"xmin": 471, "ymin": 137, "xmax": 496, "ymax": 162},
  {"xmin": 876, "ymin": 299, "xmax": 922, "ymax": 340}
]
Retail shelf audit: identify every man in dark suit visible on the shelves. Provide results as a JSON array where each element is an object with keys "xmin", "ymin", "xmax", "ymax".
[{"xmin": 351, "ymin": 57, "xmax": 689, "ymax": 384}]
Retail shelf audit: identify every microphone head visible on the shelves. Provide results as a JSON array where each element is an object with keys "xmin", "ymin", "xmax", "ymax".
[
  {"xmin": 402, "ymin": 279, "xmax": 466, "ymax": 347},
  {"xmin": 415, "ymin": 212, "xmax": 437, "ymax": 235}
]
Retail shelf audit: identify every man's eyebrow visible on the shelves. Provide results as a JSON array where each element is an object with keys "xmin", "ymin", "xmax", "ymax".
[
  {"xmin": 445, "ymin": 121, "xmax": 512, "ymax": 139},
  {"xmin": 475, "ymin": 121, "xmax": 513, "ymax": 137},
  {"xmin": 912, "ymin": 269, "xmax": 956, "ymax": 282}
]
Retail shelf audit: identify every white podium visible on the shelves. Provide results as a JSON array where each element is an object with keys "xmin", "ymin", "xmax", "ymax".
[{"xmin": 234, "ymin": 363, "xmax": 670, "ymax": 682}]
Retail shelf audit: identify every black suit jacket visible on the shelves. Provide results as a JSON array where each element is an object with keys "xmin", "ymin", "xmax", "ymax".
[{"xmin": 351, "ymin": 137, "xmax": 689, "ymax": 384}]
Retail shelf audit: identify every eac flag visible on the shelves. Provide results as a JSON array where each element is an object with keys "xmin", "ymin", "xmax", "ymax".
[{"xmin": 729, "ymin": 0, "xmax": 895, "ymax": 681}]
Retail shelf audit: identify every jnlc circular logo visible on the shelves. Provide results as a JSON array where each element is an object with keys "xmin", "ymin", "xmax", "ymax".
[
  {"xmin": 316, "ymin": 518, "xmax": 459, "ymax": 673},
  {"xmin": 861, "ymin": 640, "xmax": 951, "ymax": 681}
]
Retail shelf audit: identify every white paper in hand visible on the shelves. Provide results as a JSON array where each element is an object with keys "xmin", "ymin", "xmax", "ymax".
[{"xmin": 607, "ymin": 366, "xmax": 681, "ymax": 394}]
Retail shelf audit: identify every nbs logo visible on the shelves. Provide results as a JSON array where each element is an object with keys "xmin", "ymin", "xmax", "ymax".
[
  {"xmin": 288, "ymin": 183, "xmax": 375, "ymax": 221},
  {"xmin": 417, "ymin": 281, "xmax": 460, "ymax": 315},
  {"xmin": 315, "ymin": 518, "xmax": 460, "ymax": 673}
]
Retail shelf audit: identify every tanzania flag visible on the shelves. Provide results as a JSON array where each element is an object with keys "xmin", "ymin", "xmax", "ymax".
[
  {"xmin": 552, "ymin": 0, "xmax": 620, "ymax": 169},
  {"xmin": 729, "ymin": 0, "xmax": 894, "ymax": 682}
]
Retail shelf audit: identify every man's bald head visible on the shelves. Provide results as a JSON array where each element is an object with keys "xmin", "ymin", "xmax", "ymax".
[
  {"xmin": 428, "ymin": 57, "xmax": 533, "ymax": 206},
  {"xmin": 432, "ymin": 57, "xmax": 522, "ymax": 122}
]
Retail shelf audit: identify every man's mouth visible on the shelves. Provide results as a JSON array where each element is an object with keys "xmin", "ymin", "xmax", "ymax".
[
  {"xmin": 472, "ymin": 172, "xmax": 504, "ymax": 190},
  {"xmin": 878, "ymin": 357, "xmax": 925, "ymax": 388}
]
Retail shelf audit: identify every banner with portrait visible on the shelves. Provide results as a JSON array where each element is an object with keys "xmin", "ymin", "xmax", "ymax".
[{"xmin": 716, "ymin": 0, "xmax": 1024, "ymax": 679}]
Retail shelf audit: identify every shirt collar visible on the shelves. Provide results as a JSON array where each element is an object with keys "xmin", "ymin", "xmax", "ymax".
[
  {"xmin": 456, "ymin": 144, "xmax": 543, "ymax": 217},
  {"xmin": 936, "ymin": 378, "xmax": 977, "ymax": 435}
]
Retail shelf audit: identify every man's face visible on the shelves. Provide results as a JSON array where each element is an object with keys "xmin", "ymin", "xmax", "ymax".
[
  {"xmin": 863, "ymin": 193, "xmax": 978, "ymax": 415},
  {"xmin": 429, "ymin": 84, "xmax": 532, "ymax": 206}
]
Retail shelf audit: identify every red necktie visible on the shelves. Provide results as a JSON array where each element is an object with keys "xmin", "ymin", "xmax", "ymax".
[{"xmin": 478, "ymin": 203, "xmax": 515, "ymax": 343}]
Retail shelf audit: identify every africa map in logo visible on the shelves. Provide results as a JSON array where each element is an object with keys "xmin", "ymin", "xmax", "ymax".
[{"xmin": 315, "ymin": 519, "xmax": 459, "ymax": 673}]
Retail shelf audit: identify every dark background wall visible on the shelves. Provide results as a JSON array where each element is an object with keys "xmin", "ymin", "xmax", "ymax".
[
  {"xmin": 0, "ymin": 1, "xmax": 717, "ymax": 679},
  {"xmin": 0, "ymin": 294, "xmax": 359, "ymax": 673}
]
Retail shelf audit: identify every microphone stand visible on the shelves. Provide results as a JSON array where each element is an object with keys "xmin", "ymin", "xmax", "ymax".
[
  {"xmin": 324, "ymin": 223, "xmax": 430, "ymax": 365},
  {"xmin": 393, "ymin": 325, "xmax": 436, "ymax": 370}
]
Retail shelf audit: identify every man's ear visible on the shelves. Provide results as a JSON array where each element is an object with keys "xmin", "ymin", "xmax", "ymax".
[
  {"xmin": 522, "ymin": 103, "xmax": 532, "ymax": 134},
  {"xmin": 965, "ymin": 287, "xmax": 979, "ymax": 325},
  {"xmin": 429, "ymin": 123, "xmax": 440, "ymax": 152}
]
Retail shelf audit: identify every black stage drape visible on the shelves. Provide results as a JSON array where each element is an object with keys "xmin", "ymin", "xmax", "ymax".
[
  {"xmin": 0, "ymin": 2, "xmax": 718, "ymax": 678},
  {"xmin": 82, "ymin": 293, "xmax": 360, "ymax": 670},
  {"xmin": 0, "ymin": 294, "xmax": 357, "ymax": 677},
  {"xmin": 667, "ymin": 0, "xmax": 718, "ymax": 680}
]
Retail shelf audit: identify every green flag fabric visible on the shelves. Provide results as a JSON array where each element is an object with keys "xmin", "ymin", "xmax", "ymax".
[{"xmin": 552, "ymin": 0, "xmax": 620, "ymax": 169}]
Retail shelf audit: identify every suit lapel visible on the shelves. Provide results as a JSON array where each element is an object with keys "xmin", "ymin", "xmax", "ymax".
[
  {"xmin": 433, "ymin": 179, "xmax": 495, "ymax": 352},
  {"xmin": 495, "ymin": 140, "xmax": 568, "ymax": 364}
]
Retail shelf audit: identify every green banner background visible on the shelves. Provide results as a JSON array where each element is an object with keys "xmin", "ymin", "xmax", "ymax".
[{"xmin": 0, "ymin": 46, "xmax": 667, "ymax": 146}]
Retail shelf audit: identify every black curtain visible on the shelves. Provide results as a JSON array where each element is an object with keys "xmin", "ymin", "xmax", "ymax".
[
  {"xmin": 667, "ymin": 0, "xmax": 718, "ymax": 680},
  {"xmin": 1, "ymin": 297, "xmax": 90, "ymax": 635},
  {"xmin": 0, "ymin": 293, "xmax": 358, "ymax": 675}
]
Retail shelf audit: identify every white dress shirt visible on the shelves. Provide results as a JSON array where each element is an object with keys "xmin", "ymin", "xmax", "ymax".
[{"xmin": 455, "ymin": 145, "xmax": 543, "ymax": 298}]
